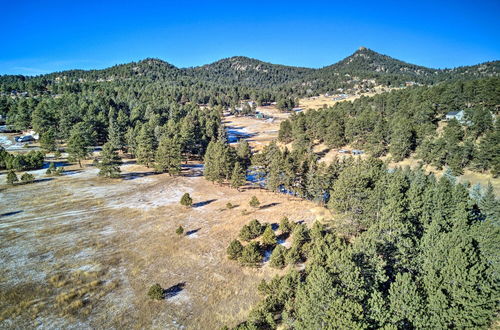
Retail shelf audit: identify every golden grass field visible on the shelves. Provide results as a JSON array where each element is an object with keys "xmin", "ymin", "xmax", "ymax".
[{"xmin": 0, "ymin": 159, "xmax": 324, "ymax": 328}]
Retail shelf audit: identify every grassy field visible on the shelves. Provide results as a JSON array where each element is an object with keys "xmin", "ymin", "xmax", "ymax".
[{"xmin": 0, "ymin": 159, "xmax": 323, "ymax": 328}]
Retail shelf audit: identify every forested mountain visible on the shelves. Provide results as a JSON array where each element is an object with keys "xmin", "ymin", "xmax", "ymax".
[
  {"xmin": 185, "ymin": 56, "xmax": 312, "ymax": 87},
  {"xmin": 1, "ymin": 47, "xmax": 499, "ymax": 98}
]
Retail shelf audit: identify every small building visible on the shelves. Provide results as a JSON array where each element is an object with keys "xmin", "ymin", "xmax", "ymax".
[
  {"xmin": 339, "ymin": 149, "xmax": 350, "ymax": 154},
  {"xmin": 352, "ymin": 149, "xmax": 364, "ymax": 155},
  {"xmin": 445, "ymin": 110, "xmax": 465, "ymax": 122},
  {"xmin": 293, "ymin": 108, "xmax": 304, "ymax": 113}
]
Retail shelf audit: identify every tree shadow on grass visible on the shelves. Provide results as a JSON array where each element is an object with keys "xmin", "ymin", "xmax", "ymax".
[
  {"xmin": 121, "ymin": 171, "xmax": 160, "ymax": 180},
  {"xmin": 164, "ymin": 282, "xmax": 186, "ymax": 299},
  {"xmin": 193, "ymin": 199, "xmax": 217, "ymax": 208},
  {"xmin": 33, "ymin": 178, "xmax": 54, "ymax": 183},
  {"xmin": 259, "ymin": 202, "xmax": 280, "ymax": 210},
  {"xmin": 186, "ymin": 228, "xmax": 201, "ymax": 236},
  {"xmin": 0, "ymin": 210, "xmax": 23, "ymax": 217}
]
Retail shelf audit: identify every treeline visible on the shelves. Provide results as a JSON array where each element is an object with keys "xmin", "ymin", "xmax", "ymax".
[
  {"xmin": 0, "ymin": 148, "xmax": 44, "ymax": 171},
  {"xmin": 279, "ymin": 77, "xmax": 500, "ymax": 176},
  {"xmin": 234, "ymin": 158, "xmax": 500, "ymax": 329}
]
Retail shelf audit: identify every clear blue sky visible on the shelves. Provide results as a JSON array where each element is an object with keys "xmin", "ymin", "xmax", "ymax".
[{"xmin": 1, "ymin": 0, "xmax": 499, "ymax": 75}]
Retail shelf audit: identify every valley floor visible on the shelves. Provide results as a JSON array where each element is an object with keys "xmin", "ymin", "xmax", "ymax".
[{"xmin": 0, "ymin": 160, "xmax": 322, "ymax": 328}]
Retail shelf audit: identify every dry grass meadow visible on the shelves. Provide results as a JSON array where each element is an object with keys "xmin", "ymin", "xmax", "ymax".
[{"xmin": 0, "ymin": 159, "xmax": 324, "ymax": 328}]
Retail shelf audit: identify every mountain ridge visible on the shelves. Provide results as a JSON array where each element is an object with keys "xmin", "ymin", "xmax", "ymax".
[{"xmin": 1, "ymin": 47, "xmax": 498, "ymax": 95}]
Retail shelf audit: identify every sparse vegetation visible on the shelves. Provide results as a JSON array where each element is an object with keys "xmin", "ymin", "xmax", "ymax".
[
  {"xmin": 147, "ymin": 284, "xmax": 164, "ymax": 300},
  {"xmin": 249, "ymin": 196, "xmax": 260, "ymax": 208},
  {"xmin": 180, "ymin": 193, "xmax": 193, "ymax": 207}
]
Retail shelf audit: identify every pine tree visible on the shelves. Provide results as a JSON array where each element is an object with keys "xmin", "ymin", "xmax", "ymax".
[
  {"xmin": 479, "ymin": 182, "xmax": 499, "ymax": 224},
  {"xmin": 239, "ymin": 241, "xmax": 262, "ymax": 267},
  {"xmin": 67, "ymin": 123, "xmax": 93, "ymax": 168},
  {"xmin": 269, "ymin": 245, "xmax": 287, "ymax": 269},
  {"xmin": 227, "ymin": 239, "xmax": 244, "ymax": 260},
  {"xmin": 421, "ymin": 218, "xmax": 497, "ymax": 328},
  {"xmin": 230, "ymin": 162, "xmax": 246, "ymax": 191},
  {"xmin": 389, "ymin": 117, "xmax": 415, "ymax": 162},
  {"xmin": 97, "ymin": 142, "xmax": 122, "ymax": 178},
  {"xmin": 236, "ymin": 140, "xmax": 252, "ymax": 169},
  {"xmin": 249, "ymin": 196, "xmax": 260, "ymax": 208},
  {"xmin": 279, "ymin": 216, "xmax": 294, "ymax": 235},
  {"xmin": 176, "ymin": 225, "xmax": 184, "ymax": 236},
  {"xmin": 20, "ymin": 172, "xmax": 35, "ymax": 184},
  {"xmin": 108, "ymin": 116, "xmax": 125, "ymax": 151},
  {"xmin": 388, "ymin": 272, "xmax": 424, "ymax": 328},
  {"xmin": 180, "ymin": 193, "xmax": 192, "ymax": 207},
  {"xmin": 155, "ymin": 136, "xmax": 182, "ymax": 175},
  {"xmin": 261, "ymin": 225, "xmax": 277, "ymax": 248},
  {"xmin": 40, "ymin": 127, "xmax": 57, "ymax": 152},
  {"xmin": 136, "ymin": 124, "xmax": 155, "ymax": 167},
  {"xmin": 6, "ymin": 170, "xmax": 18, "ymax": 185}
]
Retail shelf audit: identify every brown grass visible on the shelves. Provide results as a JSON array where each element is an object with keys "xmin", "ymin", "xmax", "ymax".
[{"xmin": 0, "ymin": 160, "xmax": 325, "ymax": 328}]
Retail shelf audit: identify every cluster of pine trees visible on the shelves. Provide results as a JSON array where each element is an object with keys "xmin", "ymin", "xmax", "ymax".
[
  {"xmin": 279, "ymin": 77, "xmax": 499, "ymax": 176},
  {"xmin": 204, "ymin": 137, "xmax": 251, "ymax": 190},
  {"xmin": 234, "ymin": 158, "xmax": 499, "ymax": 329},
  {"xmin": 0, "ymin": 148, "xmax": 44, "ymax": 171},
  {"xmin": 0, "ymin": 75, "xmax": 224, "ymax": 173}
]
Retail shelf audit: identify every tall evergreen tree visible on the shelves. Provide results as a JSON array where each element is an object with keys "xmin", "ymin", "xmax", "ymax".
[
  {"xmin": 97, "ymin": 142, "xmax": 122, "ymax": 178},
  {"xmin": 136, "ymin": 124, "xmax": 156, "ymax": 167},
  {"xmin": 155, "ymin": 136, "xmax": 182, "ymax": 175},
  {"xmin": 230, "ymin": 162, "xmax": 246, "ymax": 191}
]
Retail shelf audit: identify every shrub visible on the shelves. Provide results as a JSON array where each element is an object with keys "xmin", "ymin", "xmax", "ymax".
[
  {"xmin": 269, "ymin": 245, "xmax": 287, "ymax": 269},
  {"xmin": 176, "ymin": 225, "xmax": 184, "ymax": 236},
  {"xmin": 239, "ymin": 242, "xmax": 262, "ymax": 267},
  {"xmin": 226, "ymin": 202, "xmax": 235, "ymax": 209},
  {"xmin": 180, "ymin": 193, "xmax": 193, "ymax": 207},
  {"xmin": 227, "ymin": 240, "xmax": 244, "ymax": 260},
  {"xmin": 147, "ymin": 283, "xmax": 164, "ymax": 300},
  {"xmin": 249, "ymin": 196, "xmax": 260, "ymax": 208},
  {"xmin": 20, "ymin": 172, "xmax": 35, "ymax": 184},
  {"xmin": 261, "ymin": 225, "xmax": 277, "ymax": 248},
  {"xmin": 6, "ymin": 170, "xmax": 18, "ymax": 185}
]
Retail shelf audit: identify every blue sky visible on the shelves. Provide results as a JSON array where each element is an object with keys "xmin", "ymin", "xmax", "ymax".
[{"xmin": 1, "ymin": 0, "xmax": 499, "ymax": 75}]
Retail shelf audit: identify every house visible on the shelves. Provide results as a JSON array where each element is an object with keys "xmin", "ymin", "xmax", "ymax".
[{"xmin": 445, "ymin": 110, "xmax": 465, "ymax": 122}]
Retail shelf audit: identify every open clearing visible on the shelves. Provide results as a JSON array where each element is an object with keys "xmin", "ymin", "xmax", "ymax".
[{"xmin": 0, "ymin": 160, "xmax": 322, "ymax": 328}]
